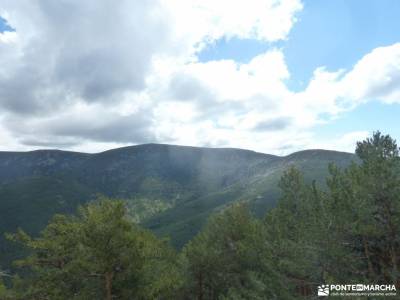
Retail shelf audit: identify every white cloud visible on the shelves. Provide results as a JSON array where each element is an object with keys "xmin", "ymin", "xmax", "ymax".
[
  {"xmin": 0, "ymin": 30, "xmax": 16, "ymax": 43},
  {"xmin": 148, "ymin": 43, "xmax": 400, "ymax": 154},
  {"xmin": 340, "ymin": 43, "xmax": 400, "ymax": 104},
  {"xmin": 161, "ymin": 0, "xmax": 302, "ymax": 55},
  {"xmin": 0, "ymin": 120, "xmax": 24, "ymax": 151}
]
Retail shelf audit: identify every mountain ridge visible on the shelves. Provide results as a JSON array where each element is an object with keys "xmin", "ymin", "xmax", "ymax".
[
  {"xmin": 0, "ymin": 143, "xmax": 356, "ymax": 268},
  {"xmin": 0, "ymin": 143, "xmax": 352, "ymax": 157}
]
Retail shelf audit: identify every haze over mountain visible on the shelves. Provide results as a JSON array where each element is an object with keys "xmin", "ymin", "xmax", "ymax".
[{"xmin": 0, "ymin": 143, "xmax": 356, "ymax": 268}]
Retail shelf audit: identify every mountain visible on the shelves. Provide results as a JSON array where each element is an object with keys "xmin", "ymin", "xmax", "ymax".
[{"xmin": 0, "ymin": 144, "xmax": 356, "ymax": 269}]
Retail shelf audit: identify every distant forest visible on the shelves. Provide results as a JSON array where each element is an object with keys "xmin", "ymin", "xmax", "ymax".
[{"xmin": 1, "ymin": 131, "xmax": 399, "ymax": 299}]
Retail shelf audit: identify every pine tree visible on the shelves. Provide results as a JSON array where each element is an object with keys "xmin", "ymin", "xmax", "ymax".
[
  {"xmin": 320, "ymin": 132, "xmax": 400, "ymax": 285},
  {"xmin": 183, "ymin": 202, "xmax": 286, "ymax": 299},
  {"xmin": 7, "ymin": 198, "xmax": 182, "ymax": 299},
  {"xmin": 263, "ymin": 167, "xmax": 322, "ymax": 296},
  {"xmin": 354, "ymin": 132, "xmax": 400, "ymax": 284}
]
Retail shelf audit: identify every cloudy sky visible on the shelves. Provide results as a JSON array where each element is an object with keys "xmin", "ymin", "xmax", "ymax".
[{"xmin": 0, "ymin": 0, "xmax": 399, "ymax": 154}]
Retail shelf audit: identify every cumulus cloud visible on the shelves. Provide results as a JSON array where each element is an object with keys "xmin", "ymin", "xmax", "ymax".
[
  {"xmin": 149, "ymin": 43, "xmax": 400, "ymax": 154},
  {"xmin": 163, "ymin": 0, "xmax": 303, "ymax": 54},
  {"xmin": 340, "ymin": 43, "xmax": 400, "ymax": 104},
  {"xmin": 289, "ymin": 43, "xmax": 400, "ymax": 122},
  {"xmin": 0, "ymin": 0, "xmax": 305, "ymax": 152},
  {"xmin": 4, "ymin": 103, "xmax": 155, "ymax": 146},
  {"xmin": 0, "ymin": 0, "xmax": 169, "ymax": 113}
]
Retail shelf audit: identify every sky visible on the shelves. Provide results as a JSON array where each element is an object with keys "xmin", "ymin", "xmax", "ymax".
[{"xmin": 0, "ymin": 0, "xmax": 399, "ymax": 155}]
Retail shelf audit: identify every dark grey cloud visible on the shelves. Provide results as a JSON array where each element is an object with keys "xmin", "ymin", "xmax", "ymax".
[
  {"xmin": 253, "ymin": 117, "xmax": 292, "ymax": 131},
  {"xmin": 0, "ymin": 72, "xmax": 42, "ymax": 114},
  {"xmin": 48, "ymin": 114, "xmax": 155, "ymax": 144},
  {"xmin": 5, "ymin": 109, "xmax": 155, "ymax": 147},
  {"xmin": 0, "ymin": 0, "xmax": 170, "ymax": 114},
  {"xmin": 0, "ymin": 1, "xmax": 171, "ymax": 149},
  {"xmin": 20, "ymin": 138, "xmax": 80, "ymax": 148}
]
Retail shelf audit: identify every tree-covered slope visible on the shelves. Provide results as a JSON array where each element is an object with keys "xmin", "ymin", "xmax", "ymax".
[
  {"xmin": 0, "ymin": 150, "xmax": 89, "ymax": 184},
  {"xmin": 0, "ymin": 144, "xmax": 356, "ymax": 267}
]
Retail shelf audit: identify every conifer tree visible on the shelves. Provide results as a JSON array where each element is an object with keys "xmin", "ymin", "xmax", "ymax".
[
  {"xmin": 7, "ymin": 198, "xmax": 182, "ymax": 299},
  {"xmin": 183, "ymin": 202, "xmax": 287, "ymax": 299}
]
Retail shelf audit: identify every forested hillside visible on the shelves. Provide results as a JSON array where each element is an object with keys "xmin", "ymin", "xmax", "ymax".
[
  {"xmin": 0, "ymin": 144, "xmax": 355, "ymax": 270},
  {"xmin": 0, "ymin": 132, "xmax": 398, "ymax": 299}
]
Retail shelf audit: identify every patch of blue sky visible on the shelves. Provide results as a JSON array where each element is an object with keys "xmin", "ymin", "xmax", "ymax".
[
  {"xmin": 283, "ymin": 0, "xmax": 400, "ymax": 91},
  {"xmin": 0, "ymin": 16, "xmax": 14, "ymax": 32},
  {"xmin": 313, "ymin": 101, "xmax": 400, "ymax": 147},
  {"xmin": 197, "ymin": 37, "xmax": 271, "ymax": 63}
]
